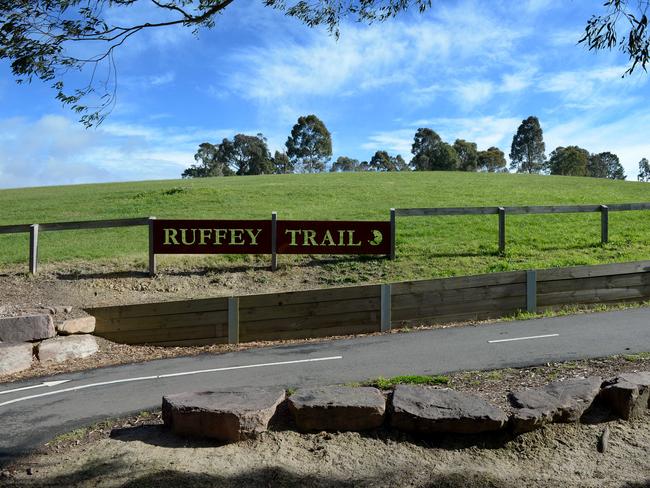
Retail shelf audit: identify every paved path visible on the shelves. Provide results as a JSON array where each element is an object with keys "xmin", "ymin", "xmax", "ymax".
[{"xmin": 1, "ymin": 307, "xmax": 650, "ymax": 465}]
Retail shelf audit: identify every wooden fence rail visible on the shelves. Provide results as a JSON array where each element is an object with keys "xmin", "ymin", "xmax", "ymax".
[
  {"xmin": 395, "ymin": 203, "xmax": 650, "ymax": 253},
  {"xmin": 0, "ymin": 217, "xmax": 154, "ymax": 275},
  {"xmin": 87, "ymin": 259, "xmax": 650, "ymax": 347}
]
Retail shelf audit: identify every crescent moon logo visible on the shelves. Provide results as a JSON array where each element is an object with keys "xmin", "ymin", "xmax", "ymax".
[{"xmin": 369, "ymin": 230, "xmax": 383, "ymax": 246}]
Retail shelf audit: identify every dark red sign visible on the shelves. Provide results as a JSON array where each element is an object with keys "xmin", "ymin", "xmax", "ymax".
[
  {"xmin": 153, "ymin": 220, "xmax": 271, "ymax": 254},
  {"xmin": 277, "ymin": 220, "xmax": 391, "ymax": 255},
  {"xmin": 153, "ymin": 219, "xmax": 392, "ymax": 255}
]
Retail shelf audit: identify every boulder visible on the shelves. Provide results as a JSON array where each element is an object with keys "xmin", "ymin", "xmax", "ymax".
[
  {"xmin": 288, "ymin": 386, "xmax": 386, "ymax": 432},
  {"xmin": 390, "ymin": 385, "xmax": 508, "ymax": 434},
  {"xmin": 37, "ymin": 335, "xmax": 98, "ymax": 364},
  {"xmin": 162, "ymin": 388, "xmax": 286, "ymax": 442},
  {"xmin": 56, "ymin": 316, "xmax": 95, "ymax": 335},
  {"xmin": 600, "ymin": 372, "xmax": 650, "ymax": 420},
  {"xmin": 509, "ymin": 376, "xmax": 602, "ymax": 433},
  {"xmin": 0, "ymin": 343, "xmax": 33, "ymax": 375},
  {"xmin": 0, "ymin": 315, "xmax": 55, "ymax": 343}
]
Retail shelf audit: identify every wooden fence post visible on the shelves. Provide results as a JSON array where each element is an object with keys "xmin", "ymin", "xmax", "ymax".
[
  {"xmin": 600, "ymin": 205, "xmax": 609, "ymax": 244},
  {"xmin": 380, "ymin": 284, "xmax": 392, "ymax": 332},
  {"xmin": 498, "ymin": 207, "xmax": 506, "ymax": 254},
  {"xmin": 148, "ymin": 217, "xmax": 157, "ymax": 277},
  {"xmin": 526, "ymin": 270, "xmax": 537, "ymax": 313},
  {"xmin": 390, "ymin": 208, "xmax": 396, "ymax": 260},
  {"xmin": 228, "ymin": 297, "xmax": 240, "ymax": 344},
  {"xmin": 271, "ymin": 211, "xmax": 278, "ymax": 271},
  {"xmin": 29, "ymin": 224, "xmax": 39, "ymax": 274}
]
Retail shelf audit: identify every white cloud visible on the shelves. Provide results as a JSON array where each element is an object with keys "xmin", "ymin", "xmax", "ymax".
[{"xmin": 0, "ymin": 115, "xmax": 236, "ymax": 189}]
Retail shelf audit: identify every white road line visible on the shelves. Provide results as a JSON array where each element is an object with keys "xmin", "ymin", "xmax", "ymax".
[
  {"xmin": 0, "ymin": 380, "xmax": 70, "ymax": 396},
  {"xmin": 0, "ymin": 356, "xmax": 343, "ymax": 409},
  {"xmin": 488, "ymin": 333, "xmax": 559, "ymax": 344}
]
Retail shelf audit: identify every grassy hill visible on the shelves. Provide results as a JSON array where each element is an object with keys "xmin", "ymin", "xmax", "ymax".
[{"xmin": 1, "ymin": 171, "xmax": 649, "ymax": 282}]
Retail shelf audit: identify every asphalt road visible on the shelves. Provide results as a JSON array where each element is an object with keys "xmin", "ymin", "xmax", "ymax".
[{"xmin": 1, "ymin": 306, "xmax": 650, "ymax": 465}]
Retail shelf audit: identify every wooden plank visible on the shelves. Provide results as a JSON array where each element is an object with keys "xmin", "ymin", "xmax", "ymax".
[
  {"xmin": 537, "ymin": 285, "xmax": 650, "ymax": 307},
  {"xmin": 228, "ymin": 297, "xmax": 239, "ymax": 345},
  {"xmin": 393, "ymin": 309, "xmax": 521, "ymax": 327},
  {"xmin": 526, "ymin": 270, "xmax": 537, "ymax": 313},
  {"xmin": 240, "ymin": 310, "xmax": 379, "ymax": 336},
  {"xmin": 390, "ymin": 208, "xmax": 396, "ymax": 260},
  {"xmin": 396, "ymin": 207, "xmax": 498, "ymax": 216},
  {"xmin": 391, "ymin": 271, "xmax": 526, "ymax": 296},
  {"xmin": 29, "ymin": 224, "xmax": 39, "ymax": 274},
  {"xmin": 87, "ymin": 297, "xmax": 229, "ymax": 319},
  {"xmin": 98, "ymin": 324, "xmax": 224, "ymax": 344},
  {"xmin": 392, "ymin": 282, "xmax": 525, "ymax": 311},
  {"xmin": 271, "ymin": 211, "xmax": 278, "ymax": 271},
  {"xmin": 240, "ymin": 323, "xmax": 378, "ymax": 342},
  {"xmin": 238, "ymin": 285, "xmax": 380, "ymax": 309},
  {"xmin": 498, "ymin": 207, "xmax": 505, "ymax": 253},
  {"xmin": 39, "ymin": 217, "xmax": 149, "ymax": 231},
  {"xmin": 146, "ymin": 337, "xmax": 229, "ymax": 347},
  {"xmin": 600, "ymin": 205, "xmax": 608, "ymax": 244},
  {"xmin": 536, "ymin": 261, "xmax": 650, "ymax": 282},
  {"xmin": 0, "ymin": 224, "xmax": 32, "ymax": 235},
  {"xmin": 538, "ymin": 272, "xmax": 650, "ymax": 294},
  {"xmin": 239, "ymin": 296, "xmax": 380, "ymax": 322},
  {"xmin": 148, "ymin": 216, "xmax": 157, "ymax": 277},
  {"xmin": 93, "ymin": 310, "xmax": 228, "ymax": 333},
  {"xmin": 395, "ymin": 203, "xmax": 650, "ymax": 218},
  {"xmin": 381, "ymin": 284, "xmax": 391, "ymax": 332},
  {"xmin": 392, "ymin": 295, "xmax": 526, "ymax": 322}
]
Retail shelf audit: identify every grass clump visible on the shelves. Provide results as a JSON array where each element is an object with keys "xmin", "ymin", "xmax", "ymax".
[{"xmin": 362, "ymin": 374, "xmax": 450, "ymax": 390}]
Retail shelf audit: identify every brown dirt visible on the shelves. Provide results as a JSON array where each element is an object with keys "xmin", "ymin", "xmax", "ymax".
[{"xmin": 3, "ymin": 356, "xmax": 650, "ymax": 487}]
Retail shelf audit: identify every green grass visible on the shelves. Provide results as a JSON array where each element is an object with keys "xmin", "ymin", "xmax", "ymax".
[
  {"xmin": 361, "ymin": 375, "xmax": 450, "ymax": 389},
  {"xmin": 1, "ymin": 171, "xmax": 650, "ymax": 281}
]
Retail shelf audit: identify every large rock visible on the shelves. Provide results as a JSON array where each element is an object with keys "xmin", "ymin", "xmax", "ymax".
[
  {"xmin": 509, "ymin": 376, "xmax": 602, "ymax": 433},
  {"xmin": 288, "ymin": 386, "xmax": 386, "ymax": 432},
  {"xmin": 0, "ymin": 315, "xmax": 55, "ymax": 343},
  {"xmin": 56, "ymin": 316, "xmax": 95, "ymax": 335},
  {"xmin": 162, "ymin": 388, "xmax": 286, "ymax": 442},
  {"xmin": 37, "ymin": 335, "xmax": 98, "ymax": 364},
  {"xmin": 390, "ymin": 385, "xmax": 508, "ymax": 434},
  {"xmin": 0, "ymin": 343, "xmax": 33, "ymax": 375},
  {"xmin": 600, "ymin": 372, "xmax": 650, "ymax": 420}
]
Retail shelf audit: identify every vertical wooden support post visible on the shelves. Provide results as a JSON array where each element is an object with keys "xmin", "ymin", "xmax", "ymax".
[
  {"xmin": 498, "ymin": 207, "xmax": 506, "ymax": 254},
  {"xmin": 148, "ymin": 216, "xmax": 157, "ymax": 277},
  {"xmin": 29, "ymin": 224, "xmax": 39, "ymax": 275},
  {"xmin": 600, "ymin": 205, "xmax": 609, "ymax": 244},
  {"xmin": 380, "ymin": 284, "xmax": 392, "ymax": 332},
  {"xmin": 271, "ymin": 211, "xmax": 278, "ymax": 271},
  {"xmin": 526, "ymin": 270, "xmax": 537, "ymax": 313},
  {"xmin": 228, "ymin": 297, "xmax": 240, "ymax": 345},
  {"xmin": 390, "ymin": 208, "xmax": 396, "ymax": 260}
]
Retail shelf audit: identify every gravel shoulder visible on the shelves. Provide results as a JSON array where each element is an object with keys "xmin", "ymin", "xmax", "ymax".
[{"xmin": 3, "ymin": 355, "xmax": 650, "ymax": 488}]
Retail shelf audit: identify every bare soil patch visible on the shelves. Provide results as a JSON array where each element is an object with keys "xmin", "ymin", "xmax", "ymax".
[{"xmin": 4, "ymin": 356, "xmax": 650, "ymax": 487}]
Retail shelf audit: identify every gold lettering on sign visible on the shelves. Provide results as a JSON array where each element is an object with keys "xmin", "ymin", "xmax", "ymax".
[
  {"xmin": 180, "ymin": 229, "xmax": 196, "ymax": 245},
  {"xmin": 303, "ymin": 230, "xmax": 317, "ymax": 246},
  {"xmin": 164, "ymin": 229, "xmax": 179, "ymax": 245},
  {"xmin": 199, "ymin": 228, "xmax": 212, "ymax": 245},
  {"xmin": 285, "ymin": 229, "xmax": 301, "ymax": 246},
  {"xmin": 230, "ymin": 229, "xmax": 245, "ymax": 245},
  {"xmin": 338, "ymin": 230, "xmax": 346, "ymax": 246},
  {"xmin": 214, "ymin": 229, "xmax": 228, "ymax": 245},
  {"xmin": 321, "ymin": 230, "xmax": 335, "ymax": 246},
  {"xmin": 246, "ymin": 228, "xmax": 263, "ymax": 245},
  {"xmin": 347, "ymin": 230, "xmax": 362, "ymax": 246}
]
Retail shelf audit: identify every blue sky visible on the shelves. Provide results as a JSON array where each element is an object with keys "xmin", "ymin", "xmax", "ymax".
[{"xmin": 1, "ymin": 0, "xmax": 649, "ymax": 188}]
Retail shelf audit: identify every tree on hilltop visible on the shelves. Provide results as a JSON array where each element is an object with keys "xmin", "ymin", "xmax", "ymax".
[
  {"xmin": 367, "ymin": 151, "xmax": 409, "ymax": 171},
  {"xmin": 286, "ymin": 115, "xmax": 332, "ymax": 173},
  {"xmin": 453, "ymin": 139, "xmax": 479, "ymax": 171},
  {"xmin": 547, "ymin": 146, "xmax": 590, "ymax": 176},
  {"xmin": 477, "ymin": 147, "xmax": 507, "ymax": 173},
  {"xmin": 588, "ymin": 152, "xmax": 626, "ymax": 180},
  {"xmin": 639, "ymin": 158, "xmax": 650, "ymax": 182},
  {"xmin": 509, "ymin": 116, "xmax": 546, "ymax": 174}
]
